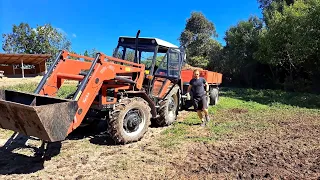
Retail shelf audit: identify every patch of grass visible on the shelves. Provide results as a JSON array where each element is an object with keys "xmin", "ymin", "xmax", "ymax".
[
  {"xmin": 0, "ymin": 82, "xmax": 77, "ymax": 98},
  {"xmin": 221, "ymin": 87, "xmax": 320, "ymax": 109},
  {"xmin": 0, "ymin": 82, "xmax": 38, "ymax": 93},
  {"xmin": 214, "ymin": 96, "xmax": 269, "ymax": 112},
  {"xmin": 209, "ymin": 121, "xmax": 239, "ymax": 135},
  {"xmin": 56, "ymin": 84, "xmax": 78, "ymax": 98},
  {"xmin": 160, "ymin": 123, "xmax": 188, "ymax": 148},
  {"xmin": 179, "ymin": 113, "xmax": 201, "ymax": 125}
]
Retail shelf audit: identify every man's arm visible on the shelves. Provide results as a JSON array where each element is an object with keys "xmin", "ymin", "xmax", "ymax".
[
  {"xmin": 186, "ymin": 80, "xmax": 193, "ymax": 100},
  {"xmin": 203, "ymin": 78, "xmax": 209, "ymax": 92},
  {"xmin": 187, "ymin": 84, "xmax": 192, "ymax": 93},
  {"xmin": 187, "ymin": 79, "xmax": 193, "ymax": 93}
]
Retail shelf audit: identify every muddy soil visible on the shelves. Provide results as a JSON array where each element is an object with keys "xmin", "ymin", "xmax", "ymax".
[{"xmin": 173, "ymin": 112, "xmax": 320, "ymax": 179}]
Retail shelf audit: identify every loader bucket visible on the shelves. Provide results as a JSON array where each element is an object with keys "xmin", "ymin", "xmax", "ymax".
[{"xmin": 0, "ymin": 90, "xmax": 78, "ymax": 142}]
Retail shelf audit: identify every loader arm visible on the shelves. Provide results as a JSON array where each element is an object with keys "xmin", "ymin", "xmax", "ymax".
[{"xmin": 0, "ymin": 50, "xmax": 146, "ymax": 142}]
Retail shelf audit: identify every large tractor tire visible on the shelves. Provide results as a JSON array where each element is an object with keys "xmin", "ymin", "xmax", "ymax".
[
  {"xmin": 108, "ymin": 97, "xmax": 151, "ymax": 144},
  {"xmin": 209, "ymin": 87, "xmax": 219, "ymax": 105},
  {"xmin": 155, "ymin": 85, "xmax": 180, "ymax": 126}
]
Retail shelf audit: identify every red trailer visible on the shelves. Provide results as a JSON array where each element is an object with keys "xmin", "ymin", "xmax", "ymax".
[
  {"xmin": 181, "ymin": 69, "xmax": 222, "ymax": 85},
  {"xmin": 181, "ymin": 69, "xmax": 222, "ymax": 107}
]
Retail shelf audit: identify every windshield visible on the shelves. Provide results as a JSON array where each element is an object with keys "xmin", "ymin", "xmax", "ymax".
[{"xmin": 113, "ymin": 45, "xmax": 158, "ymax": 70}]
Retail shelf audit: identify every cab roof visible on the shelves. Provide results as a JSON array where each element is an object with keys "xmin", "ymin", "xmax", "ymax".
[{"xmin": 118, "ymin": 36, "xmax": 179, "ymax": 53}]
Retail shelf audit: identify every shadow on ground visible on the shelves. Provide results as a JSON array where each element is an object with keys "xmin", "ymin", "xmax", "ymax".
[
  {"xmin": 221, "ymin": 87, "xmax": 320, "ymax": 109},
  {"xmin": 66, "ymin": 120, "xmax": 117, "ymax": 146},
  {"xmin": 0, "ymin": 133, "xmax": 61, "ymax": 175},
  {"xmin": 0, "ymin": 120, "xmax": 118, "ymax": 175}
]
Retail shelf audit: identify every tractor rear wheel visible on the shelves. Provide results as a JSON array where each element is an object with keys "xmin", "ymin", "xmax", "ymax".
[
  {"xmin": 155, "ymin": 85, "xmax": 179, "ymax": 126},
  {"xmin": 108, "ymin": 97, "xmax": 151, "ymax": 144}
]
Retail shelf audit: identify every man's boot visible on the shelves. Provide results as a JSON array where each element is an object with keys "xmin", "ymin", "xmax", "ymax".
[
  {"xmin": 200, "ymin": 115, "xmax": 210, "ymax": 127},
  {"xmin": 205, "ymin": 115, "xmax": 210, "ymax": 123},
  {"xmin": 200, "ymin": 120, "xmax": 206, "ymax": 127}
]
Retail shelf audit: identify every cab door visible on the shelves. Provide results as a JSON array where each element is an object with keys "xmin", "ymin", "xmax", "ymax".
[{"xmin": 150, "ymin": 47, "xmax": 184, "ymax": 99}]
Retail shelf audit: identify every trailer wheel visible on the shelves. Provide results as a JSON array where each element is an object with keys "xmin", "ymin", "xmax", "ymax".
[
  {"xmin": 155, "ymin": 85, "xmax": 179, "ymax": 126},
  {"xmin": 209, "ymin": 88, "xmax": 219, "ymax": 105},
  {"xmin": 108, "ymin": 97, "xmax": 151, "ymax": 144}
]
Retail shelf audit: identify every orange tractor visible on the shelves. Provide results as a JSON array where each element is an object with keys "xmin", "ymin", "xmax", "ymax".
[{"xmin": 0, "ymin": 31, "xmax": 222, "ymax": 144}]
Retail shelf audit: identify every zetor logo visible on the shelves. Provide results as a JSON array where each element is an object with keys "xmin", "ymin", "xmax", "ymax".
[
  {"xmin": 100, "ymin": 66, "xmax": 107, "ymax": 74},
  {"xmin": 108, "ymin": 65, "xmax": 115, "ymax": 72},
  {"xmin": 83, "ymin": 93, "xmax": 90, "ymax": 103}
]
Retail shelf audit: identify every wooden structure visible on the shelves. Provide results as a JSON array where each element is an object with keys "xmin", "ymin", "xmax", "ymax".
[{"xmin": 0, "ymin": 53, "xmax": 51, "ymax": 78}]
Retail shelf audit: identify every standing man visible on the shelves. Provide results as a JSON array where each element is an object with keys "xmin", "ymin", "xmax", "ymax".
[{"xmin": 187, "ymin": 69, "xmax": 210, "ymax": 126}]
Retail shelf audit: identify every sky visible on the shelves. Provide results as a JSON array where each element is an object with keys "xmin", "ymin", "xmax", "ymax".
[{"xmin": 0, "ymin": 0, "xmax": 262, "ymax": 56}]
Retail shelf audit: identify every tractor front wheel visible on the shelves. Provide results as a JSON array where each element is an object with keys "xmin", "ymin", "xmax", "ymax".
[{"xmin": 108, "ymin": 97, "xmax": 151, "ymax": 144}]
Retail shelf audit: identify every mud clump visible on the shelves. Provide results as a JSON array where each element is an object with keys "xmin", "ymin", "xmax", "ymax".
[{"xmin": 229, "ymin": 108, "xmax": 248, "ymax": 114}]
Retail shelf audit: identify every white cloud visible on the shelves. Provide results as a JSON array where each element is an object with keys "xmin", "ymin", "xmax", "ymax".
[
  {"xmin": 56, "ymin": 27, "xmax": 67, "ymax": 36},
  {"xmin": 31, "ymin": 26, "xmax": 73, "ymax": 39}
]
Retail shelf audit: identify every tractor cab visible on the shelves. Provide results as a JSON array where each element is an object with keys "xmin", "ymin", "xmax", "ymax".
[
  {"xmin": 113, "ymin": 36, "xmax": 185, "ymax": 77},
  {"xmin": 113, "ymin": 36, "xmax": 186, "ymax": 100}
]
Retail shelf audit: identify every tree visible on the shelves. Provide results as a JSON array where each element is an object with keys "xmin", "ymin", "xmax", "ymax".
[
  {"xmin": 258, "ymin": 0, "xmax": 296, "ymax": 26},
  {"xmin": 256, "ymin": 0, "xmax": 320, "ymax": 91},
  {"xmin": 217, "ymin": 16, "xmax": 265, "ymax": 87},
  {"xmin": 258, "ymin": 0, "xmax": 295, "ymax": 10},
  {"xmin": 2, "ymin": 23, "xmax": 71, "ymax": 63},
  {"xmin": 88, "ymin": 48, "xmax": 99, "ymax": 58},
  {"xmin": 179, "ymin": 12, "xmax": 221, "ymax": 68},
  {"xmin": 84, "ymin": 50, "xmax": 89, "ymax": 57}
]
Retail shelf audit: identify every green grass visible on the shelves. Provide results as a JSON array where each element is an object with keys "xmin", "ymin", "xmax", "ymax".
[
  {"xmin": 222, "ymin": 87, "xmax": 320, "ymax": 109},
  {"xmin": 0, "ymin": 82, "xmax": 77, "ymax": 98},
  {"xmin": 1, "ymin": 82, "xmax": 39, "ymax": 93},
  {"xmin": 160, "ymin": 87, "xmax": 320, "ymax": 148}
]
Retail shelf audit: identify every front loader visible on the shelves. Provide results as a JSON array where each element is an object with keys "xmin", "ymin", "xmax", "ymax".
[{"xmin": 0, "ymin": 30, "xmax": 190, "ymax": 144}]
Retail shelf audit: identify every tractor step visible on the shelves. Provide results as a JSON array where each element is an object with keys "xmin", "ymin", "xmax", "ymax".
[{"xmin": 0, "ymin": 90, "xmax": 78, "ymax": 142}]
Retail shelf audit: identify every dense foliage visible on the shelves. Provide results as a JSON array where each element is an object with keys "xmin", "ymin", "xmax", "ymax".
[
  {"xmin": 180, "ymin": 0, "xmax": 320, "ymax": 93},
  {"xmin": 2, "ymin": 23, "xmax": 71, "ymax": 63}
]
